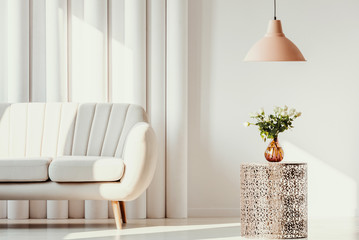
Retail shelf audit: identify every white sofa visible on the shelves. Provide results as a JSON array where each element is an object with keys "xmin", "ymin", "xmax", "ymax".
[{"xmin": 0, "ymin": 103, "xmax": 158, "ymax": 229}]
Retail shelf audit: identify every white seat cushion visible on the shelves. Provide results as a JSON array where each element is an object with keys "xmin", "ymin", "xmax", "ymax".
[
  {"xmin": 49, "ymin": 156, "xmax": 125, "ymax": 182},
  {"xmin": 0, "ymin": 157, "xmax": 52, "ymax": 182}
]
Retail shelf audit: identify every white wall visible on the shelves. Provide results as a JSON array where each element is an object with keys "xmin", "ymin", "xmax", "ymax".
[{"xmin": 188, "ymin": 0, "xmax": 359, "ymax": 218}]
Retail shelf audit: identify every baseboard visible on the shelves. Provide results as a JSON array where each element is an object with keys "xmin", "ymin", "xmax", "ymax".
[
  {"xmin": 188, "ymin": 208, "xmax": 241, "ymax": 218},
  {"xmin": 189, "ymin": 208, "xmax": 359, "ymax": 218}
]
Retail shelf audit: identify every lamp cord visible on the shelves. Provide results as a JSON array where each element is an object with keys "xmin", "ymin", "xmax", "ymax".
[{"xmin": 274, "ymin": 0, "xmax": 277, "ymax": 20}]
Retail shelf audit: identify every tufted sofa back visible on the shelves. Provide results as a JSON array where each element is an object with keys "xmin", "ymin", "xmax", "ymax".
[{"xmin": 0, "ymin": 103, "xmax": 147, "ymax": 159}]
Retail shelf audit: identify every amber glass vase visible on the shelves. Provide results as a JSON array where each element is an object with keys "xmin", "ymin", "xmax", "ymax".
[{"xmin": 264, "ymin": 137, "xmax": 284, "ymax": 162}]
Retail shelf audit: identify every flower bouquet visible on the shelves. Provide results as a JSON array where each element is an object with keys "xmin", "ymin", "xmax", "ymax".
[{"xmin": 244, "ymin": 106, "xmax": 301, "ymax": 162}]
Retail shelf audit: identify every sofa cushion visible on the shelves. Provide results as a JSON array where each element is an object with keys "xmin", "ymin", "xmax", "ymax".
[
  {"xmin": 0, "ymin": 157, "xmax": 52, "ymax": 182},
  {"xmin": 49, "ymin": 156, "xmax": 125, "ymax": 182}
]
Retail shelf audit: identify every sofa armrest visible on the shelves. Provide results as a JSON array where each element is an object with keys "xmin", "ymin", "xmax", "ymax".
[{"xmin": 119, "ymin": 122, "xmax": 158, "ymax": 201}]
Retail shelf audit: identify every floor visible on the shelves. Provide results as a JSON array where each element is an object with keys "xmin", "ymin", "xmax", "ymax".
[{"xmin": 0, "ymin": 218, "xmax": 358, "ymax": 240}]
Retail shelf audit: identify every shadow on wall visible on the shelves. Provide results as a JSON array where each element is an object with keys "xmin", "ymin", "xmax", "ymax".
[{"xmin": 283, "ymin": 141, "xmax": 357, "ymax": 218}]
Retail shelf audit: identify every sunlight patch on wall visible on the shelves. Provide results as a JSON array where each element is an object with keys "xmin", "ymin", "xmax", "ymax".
[
  {"xmin": 283, "ymin": 141, "xmax": 357, "ymax": 218},
  {"xmin": 71, "ymin": 9, "xmax": 107, "ymax": 102}
]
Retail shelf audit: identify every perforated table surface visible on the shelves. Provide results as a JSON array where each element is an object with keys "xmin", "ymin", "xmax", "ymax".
[{"xmin": 240, "ymin": 162, "xmax": 307, "ymax": 239}]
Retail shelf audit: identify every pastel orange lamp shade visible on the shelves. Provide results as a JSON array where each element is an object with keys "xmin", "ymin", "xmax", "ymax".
[{"xmin": 244, "ymin": 20, "xmax": 306, "ymax": 62}]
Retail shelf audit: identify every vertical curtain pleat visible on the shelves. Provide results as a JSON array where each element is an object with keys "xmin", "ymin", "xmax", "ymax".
[
  {"xmin": 110, "ymin": 0, "xmax": 147, "ymax": 219},
  {"xmin": 0, "ymin": 0, "xmax": 8, "ymax": 220},
  {"xmin": 30, "ymin": 0, "xmax": 47, "ymax": 102},
  {"xmin": 0, "ymin": 0, "xmax": 8, "ymax": 102},
  {"xmin": 70, "ymin": 0, "xmax": 108, "ymax": 219},
  {"xmin": 85, "ymin": 200, "xmax": 108, "ymax": 219},
  {"xmin": 166, "ymin": 0, "xmax": 188, "ymax": 218},
  {"xmin": 8, "ymin": 0, "xmax": 29, "ymax": 103},
  {"xmin": 110, "ymin": 0, "xmax": 126, "ymax": 103},
  {"xmin": 146, "ymin": 0, "xmax": 166, "ymax": 219},
  {"xmin": 124, "ymin": 0, "xmax": 147, "ymax": 108},
  {"xmin": 45, "ymin": 0, "xmax": 69, "ymax": 219},
  {"xmin": 29, "ymin": 0, "xmax": 47, "ymax": 219},
  {"xmin": 122, "ymin": 0, "xmax": 147, "ymax": 219},
  {"xmin": 47, "ymin": 200, "xmax": 68, "ymax": 219},
  {"xmin": 30, "ymin": 201, "xmax": 47, "ymax": 219},
  {"xmin": 0, "ymin": 201, "xmax": 6, "ymax": 219},
  {"xmin": 108, "ymin": 201, "xmax": 114, "ymax": 218},
  {"xmin": 67, "ymin": 0, "xmax": 88, "ymax": 218},
  {"xmin": 7, "ymin": 0, "xmax": 30, "ymax": 220},
  {"xmin": 7, "ymin": 201, "xmax": 29, "ymax": 219},
  {"xmin": 46, "ymin": 0, "xmax": 68, "ymax": 102},
  {"xmin": 68, "ymin": 200, "xmax": 84, "ymax": 219}
]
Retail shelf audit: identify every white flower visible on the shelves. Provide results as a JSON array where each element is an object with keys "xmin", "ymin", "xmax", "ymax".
[
  {"xmin": 283, "ymin": 105, "xmax": 288, "ymax": 111},
  {"xmin": 243, "ymin": 122, "xmax": 250, "ymax": 127},
  {"xmin": 258, "ymin": 108, "xmax": 265, "ymax": 115},
  {"xmin": 295, "ymin": 112, "xmax": 302, "ymax": 117},
  {"xmin": 273, "ymin": 106, "xmax": 280, "ymax": 113},
  {"xmin": 264, "ymin": 116, "xmax": 269, "ymax": 121},
  {"xmin": 249, "ymin": 112, "xmax": 257, "ymax": 118},
  {"xmin": 289, "ymin": 108, "xmax": 296, "ymax": 117},
  {"xmin": 281, "ymin": 109, "xmax": 288, "ymax": 116}
]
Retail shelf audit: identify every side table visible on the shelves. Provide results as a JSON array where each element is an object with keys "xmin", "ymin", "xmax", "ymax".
[{"xmin": 240, "ymin": 163, "xmax": 307, "ymax": 239}]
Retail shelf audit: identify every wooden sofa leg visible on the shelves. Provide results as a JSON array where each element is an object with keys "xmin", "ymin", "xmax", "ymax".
[
  {"xmin": 111, "ymin": 201, "xmax": 122, "ymax": 229},
  {"xmin": 119, "ymin": 201, "xmax": 127, "ymax": 223}
]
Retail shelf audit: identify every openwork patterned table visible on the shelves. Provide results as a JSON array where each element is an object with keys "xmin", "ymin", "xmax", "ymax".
[{"xmin": 240, "ymin": 163, "xmax": 307, "ymax": 239}]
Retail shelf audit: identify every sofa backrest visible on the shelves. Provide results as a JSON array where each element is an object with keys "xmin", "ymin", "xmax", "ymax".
[{"xmin": 0, "ymin": 103, "xmax": 147, "ymax": 158}]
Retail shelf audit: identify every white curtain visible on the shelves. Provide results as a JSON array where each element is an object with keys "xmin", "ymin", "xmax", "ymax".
[{"xmin": 0, "ymin": 0, "xmax": 187, "ymax": 219}]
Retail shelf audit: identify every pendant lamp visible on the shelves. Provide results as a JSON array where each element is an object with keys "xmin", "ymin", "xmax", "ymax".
[{"xmin": 244, "ymin": 0, "xmax": 305, "ymax": 62}]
